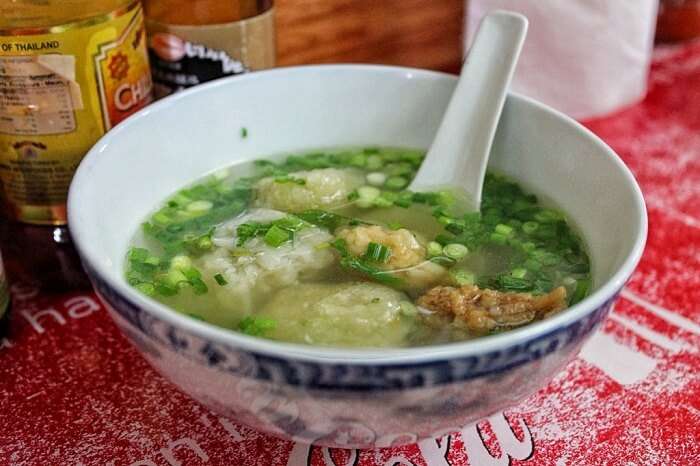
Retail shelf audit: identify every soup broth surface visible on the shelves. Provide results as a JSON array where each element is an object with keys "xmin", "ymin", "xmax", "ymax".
[{"xmin": 126, "ymin": 147, "xmax": 591, "ymax": 347}]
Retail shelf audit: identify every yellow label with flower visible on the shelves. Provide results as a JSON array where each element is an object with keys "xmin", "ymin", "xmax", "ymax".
[{"xmin": 0, "ymin": 0, "xmax": 153, "ymax": 224}]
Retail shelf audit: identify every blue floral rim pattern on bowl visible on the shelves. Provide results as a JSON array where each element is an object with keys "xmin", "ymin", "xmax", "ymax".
[{"xmin": 89, "ymin": 262, "xmax": 618, "ymax": 392}]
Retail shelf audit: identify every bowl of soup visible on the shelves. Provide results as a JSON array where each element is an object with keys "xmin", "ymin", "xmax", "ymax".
[{"xmin": 67, "ymin": 65, "xmax": 646, "ymax": 448}]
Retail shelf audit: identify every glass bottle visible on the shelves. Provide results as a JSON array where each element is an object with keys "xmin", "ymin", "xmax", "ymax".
[
  {"xmin": 144, "ymin": 0, "xmax": 275, "ymax": 98},
  {"xmin": 0, "ymin": 0, "xmax": 153, "ymax": 225}
]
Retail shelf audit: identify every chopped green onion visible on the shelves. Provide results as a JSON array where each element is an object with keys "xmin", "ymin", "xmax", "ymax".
[
  {"xmin": 385, "ymin": 176, "xmax": 407, "ymax": 190},
  {"xmin": 522, "ymin": 241, "xmax": 537, "ymax": 252},
  {"xmin": 241, "ymin": 127, "xmax": 248, "ymax": 138},
  {"xmin": 445, "ymin": 222, "xmax": 465, "ymax": 235},
  {"xmin": 357, "ymin": 186, "xmax": 382, "ymax": 200},
  {"xmin": 356, "ymin": 186, "xmax": 381, "ymax": 208},
  {"xmin": 237, "ymin": 215, "xmax": 306, "ymax": 246},
  {"xmin": 155, "ymin": 282, "xmax": 178, "ymax": 296},
  {"xmin": 511, "ymin": 268, "xmax": 527, "ymax": 279},
  {"xmin": 533, "ymin": 277, "xmax": 554, "ymax": 294},
  {"xmin": 331, "ymin": 238, "xmax": 402, "ymax": 286},
  {"xmin": 180, "ymin": 266, "xmax": 201, "ymax": 281},
  {"xmin": 186, "ymin": 200, "xmax": 213, "ymax": 213},
  {"xmin": 427, "ymin": 241, "xmax": 444, "ymax": 257},
  {"xmin": 532, "ymin": 250, "xmax": 561, "ymax": 266},
  {"xmin": 275, "ymin": 215, "xmax": 306, "ymax": 231},
  {"xmin": 365, "ymin": 155, "xmax": 383, "ymax": 170},
  {"xmin": 497, "ymin": 275, "xmax": 533, "ymax": 291},
  {"xmin": 364, "ymin": 242, "xmax": 392, "ymax": 263},
  {"xmin": 495, "ymin": 224, "xmax": 514, "ymax": 236},
  {"xmin": 135, "ymin": 282, "xmax": 156, "ymax": 296},
  {"xmin": 535, "ymin": 209, "xmax": 564, "ymax": 223},
  {"xmin": 190, "ymin": 277, "xmax": 209, "ymax": 295},
  {"xmin": 570, "ymin": 279, "xmax": 591, "ymax": 305},
  {"xmin": 197, "ymin": 236, "xmax": 213, "ymax": 251},
  {"xmin": 170, "ymin": 193, "xmax": 192, "ymax": 206},
  {"xmin": 128, "ymin": 247, "xmax": 150, "ymax": 262},
  {"xmin": 236, "ymin": 221, "xmax": 263, "ymax": 242},
  {"xmin": 443, "ymin": 243, "xmax": 469, "ymax": 260},
  {"xmin": 297, "ymin": 210, "xmax": 347, "ymax": 231},
  {"xmin": 143, "ymin": 256, "xmax": 160, "ymax": 266},
  {"xmin": 387, "ymin": 221, "xmax": 403, "ymax": 230},
  {"xmin": 372, "ymin": 196, "xmax": 394, "ymax": 208},
  {"xmin": 264, "ymin": 224, "xmax": 292, "ymax": 247},
  {"xmin": 152, "ymin": 212, "xmax": 171, "ymax": 225},
  {"xmin": 366, "ymin": 172, "xmax": 387, "ymax": 186},
  {"xmin": 170, "ymin": 255, "xmax": 192, "ymax": 270},
  {"xmin": 238, "ymin": 316, "xmax": 277, "ymax": 336},
  {"xmin": 393, "ymin": 192, "xmax": 413, "ymax": 208},
  {"xmin": 490, "ymin": 232, "xmax": 508, "ymax": 245},
  {"xmin": 524, "ymin": 258, "xmax": 542, "ymax": 271},
  {"xmin": 451, "ymin": 269, "xmax": 476, "ymax": 285},
  {"xmin": 562, "ymin": 276, "xmax": 577, "ymax": 287},
  {"xmin": 522, "ymin": 221, "xmax": 539, "ymax": 235},
  {"xmin": 349, "ymin": 153, "xmax": 367, "ymax": 167},
  {"xmin": 164, "ymin": 269, "xmax": 188, "ymax": 288},
  {"xmin": 214, "ymin": 273, "xmax": 228, "ymax": 286},
  {"xmin": 429, "ymin": 256, "xmax": 456, "ymax": 266}
]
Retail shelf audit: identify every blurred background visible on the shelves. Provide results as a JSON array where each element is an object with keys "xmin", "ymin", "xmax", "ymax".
[
  {"xmin": 275, "ymin": 0, "xmax": 700, "ymax": 71},
  {"xmin": 275, "ymin": 0, "xmax": 465, "ymax": 72}
]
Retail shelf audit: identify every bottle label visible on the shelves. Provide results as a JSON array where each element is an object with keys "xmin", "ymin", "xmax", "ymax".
[
  {"xmin": 146, "ymin": 8, "xmax": 275, "ymax": 98},
  {"xmin": 0, "ymin": 1, "xmax": 153, "ymax": 225}
]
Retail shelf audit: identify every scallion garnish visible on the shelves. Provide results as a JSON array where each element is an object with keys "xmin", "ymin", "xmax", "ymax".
[
  {"xmin": 427, "ymin": 241, "xmax": 443, "ymax": 257},
  {"xmin": 443, "ymin": 243, "xmax": 469, "ymax": 260},
  {"xmin": 214, "ymin": 273, "xmax": 228, "ymax": 286},
  {"xmin": 238, "ymin": 316, "xmax": 276, "ymax": 336},
  {"xmin": 385, "ymin": 176, "xmax": 407, "ymax": 190},
  {"xmin": 364, "ymin": 242, "xmax": 391, "ymax": 263},
  {"xmin": 331, "ymin": 239, "xmax": 402, "ymax": 286},
  {"xmin": 264, "ymin": 224, "xmax": 293, "ymax": 247}
]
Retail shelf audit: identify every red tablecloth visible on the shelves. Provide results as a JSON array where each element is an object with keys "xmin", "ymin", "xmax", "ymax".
[{"xmin": 2, "ymin": 42, "xmax": 700, "ymax": 466}]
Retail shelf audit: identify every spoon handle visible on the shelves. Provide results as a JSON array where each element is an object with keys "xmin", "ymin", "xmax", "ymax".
[{"xmin": 409, "ymin": 11, "xmax": 528, "ymax": 210}]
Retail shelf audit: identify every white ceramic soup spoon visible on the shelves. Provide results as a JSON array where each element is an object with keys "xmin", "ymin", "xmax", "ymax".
[{"xmin": 409, "ymin": 10, "xmax": 528, "ymax": 211}]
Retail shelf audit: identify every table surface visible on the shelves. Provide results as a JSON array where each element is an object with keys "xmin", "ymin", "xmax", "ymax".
[{"xmin": 2, "ymin": 40, "xmax": 700, "ymax": 466}]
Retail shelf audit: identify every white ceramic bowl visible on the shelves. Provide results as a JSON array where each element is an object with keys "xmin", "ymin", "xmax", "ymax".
[{"xmin": 68, "ymin": 65, "xmax": 646, "ymax": 448}]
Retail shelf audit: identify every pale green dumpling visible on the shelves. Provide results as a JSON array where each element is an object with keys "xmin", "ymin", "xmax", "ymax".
[
  {"xmin": 195, "ymin": 208, "xmax": 335, "ymax": 322},
  {"xmin": 254, "ymin": 168, "xmax": 363, "ymax": 212},
  {"xmin": 260, "ymin": 282, "xmax": 416, "ymax": 347}
]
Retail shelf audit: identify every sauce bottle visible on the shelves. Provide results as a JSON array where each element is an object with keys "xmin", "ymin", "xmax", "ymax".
[
  {"xmin": 144, "ymin": 0, "xmax": 275, "ymax": 98},
  {"xmin": 0, "ymin": 0, "xmax": 153, "ymax": 225}
]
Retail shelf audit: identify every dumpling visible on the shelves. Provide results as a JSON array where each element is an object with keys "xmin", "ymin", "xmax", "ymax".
[
  {"xmin": 254, "ymin": 168, "xmax": 363, "ymax": 212},
  {"xmin": 260, "ymin": 282, "xmax": 415, "ymax": 347},
  {"xmin": 198, "ymin": 208, "xmax": 336, "ymax": 314},
  {"xmin": 336, "ymin": 224, "xmax": 447, "ymax": 292}
]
